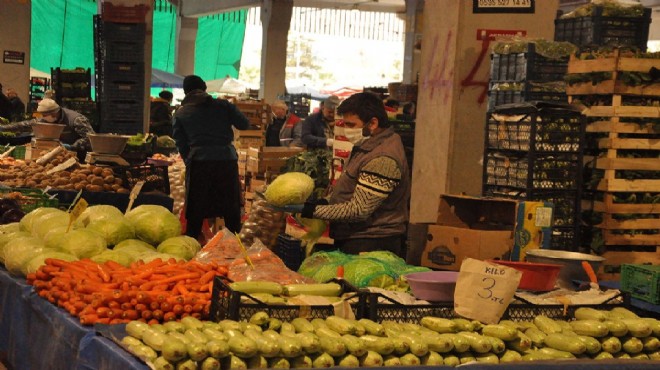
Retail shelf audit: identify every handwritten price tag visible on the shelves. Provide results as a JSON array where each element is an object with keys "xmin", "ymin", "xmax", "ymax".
[
  {"xmin": 454, "ymin": 258, "xmax": 522, "ymax": 324},
  {"xmin": 67, "ymin": 197, "xmax": 88, "ymax": 232}
]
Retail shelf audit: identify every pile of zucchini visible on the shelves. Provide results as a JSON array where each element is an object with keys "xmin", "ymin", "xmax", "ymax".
[{"xmin": 119, "ymin": 306, "xmax": 658, "ymax": 369}]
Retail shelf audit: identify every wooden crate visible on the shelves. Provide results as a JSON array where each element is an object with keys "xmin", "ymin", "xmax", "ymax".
[
  {"xmin": 567, "ymin": 50, "xmax": 660, "ymax": 96},
  {"xmin": 235, "ymin": 100, "xmax": 272, "ymax": 128},
  {"xmin": 246, "ymin": 146, "xmax": 303, "ymax": 175}
]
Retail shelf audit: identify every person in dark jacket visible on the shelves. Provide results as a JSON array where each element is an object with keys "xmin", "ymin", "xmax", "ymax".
[
  {"xmin": 0, "ymin": 83, "xmax": 12, "ymax": 121},
  {"xmin": 173, "ymin": 75, "xmax": 250, "ymax": 241},
  {"xmin": 150, "ymin": 90, "xmax": 174, "ymax": 136},
  {"xmin": 5, "ymin": 88, "xmax": 26, "ymax": 122},
  {"xmin": 301, "ymin": 95, "xmax": 340, "ymax": 149},
  {"xmin": 280, "ymin": 92, "xmax": 411, "ymax": 257},
  {"xmin": 266, "ymin": 100, "xmax": 302, "ymax": 147}
]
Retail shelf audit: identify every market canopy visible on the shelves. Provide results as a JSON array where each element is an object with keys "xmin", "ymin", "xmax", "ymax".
[
  {"xmin": 151, "ymin": 68, "xmax": 185, "ymax": 88},
  {"xmin": 206, "ymin": 76, "xmax": 252, "ymax": 95},
  {"xmin": 285, "ymin": 85, "xmax": 329, "ymax": 100}
]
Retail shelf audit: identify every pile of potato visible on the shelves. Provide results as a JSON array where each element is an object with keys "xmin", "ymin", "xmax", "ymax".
[{"xmin": 0, "ymin": 150, "xmax": 130, "ymax": 193}]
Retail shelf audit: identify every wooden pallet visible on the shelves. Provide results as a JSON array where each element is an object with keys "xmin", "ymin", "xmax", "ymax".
[{"xmin": 598, "ymin": 247, "xmax": 660, "ymax": 282}]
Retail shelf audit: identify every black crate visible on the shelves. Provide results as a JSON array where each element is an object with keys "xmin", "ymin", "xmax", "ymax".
[
  {"xmin": 101, "ymin": 41, "xmax": 145, "ymax": 63},
  {"xmin": 550, "ymin": 226, "xmax": 580, "ymax": 251},
  {"xmin": 275, "ymin": 234, "xmax": 305, "ymax": 271},
  {"xmin": 209, "ymin": 277, "xmax": 366, "ymax": 322},
  {"xmin": 51, "ymin": 67, "xmax": 92, "ymax": 84},
  {"xmin": 99, "ymin": 100, "xmax": 143, "ymax": 121},
  {"xmin": 488, "ymin": 90, "xmax": 568, "ymax": 113},
  {"xmin": 101, "ymin": 81, "xmax": 144, "ymax": 101},
  {"xmin": 554, "ymin": 7, "xmax": 651, "ymax": 51},
  {"xmin": 484, "ymin": 152, "xmax": 582, "ymax": 190},
  {"xmin": 99, "ymin": 119, "xmax": 144, "ymax": 135},
  {"xmin": 363, "ymin": 291, "xmax": 626, "ymax": 323},
  {"xmin": 490, "ymin": 44, "xmax": 569, "ymax": 82},
  {"xmin": 98, "ymin": 62, "xmax": 144, "ymax": 82},
  {"xmin": 97, "ymin": 21, "xmax": 146, "ymax": 42},
  {"xmin": 112, "ymin": 164, "xmax": 169, "ymax": 194}
]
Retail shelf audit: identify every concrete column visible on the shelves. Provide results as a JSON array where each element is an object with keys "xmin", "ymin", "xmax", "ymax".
[
  {"xmin": 0, "ymin": 0, "xmax": 31, "ymax": 108},
  {"xmin": 402, "ymin": 0, "xmax": 421, "ymax": 84},
  {"xmin": 410, "ymin": 0, "xmax": 559, "ymax": 223},
  {"xmin": 259, "ymin": 0, "xmax": 293, "ymax": 102},
  {"xmin": 175, "ymin": 16, "xmax": 198, "ymax": 76}
]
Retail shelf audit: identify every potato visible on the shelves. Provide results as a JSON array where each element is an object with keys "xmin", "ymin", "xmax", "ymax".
[
  {"xmin": 101, "ymin": 168, "xmax": 114, "ymax": 178},
  {"xmin": 92, "ymin": 167, "xmax": 103, "ymax": 176},
  {"xmin": 103, "ymin": 175, "xmax": 115, "ymax": 184},
  {"xmin": 103, "ymin": 184, "xmax": 113, "ymax": 191},
  {"xmin": 116, "ymin": 188, "xmax": 130, "ymax": 194},
  {"xmin": 74, "ymin": 183, "xmax": 85, "ymax": 191},
  {"xmin": 85, "ymin": 184, "xmax": 103, "ymax": 192},
  {"xmin": 91, "ymin": 177, "xmax": 104, "ymax": 186}
]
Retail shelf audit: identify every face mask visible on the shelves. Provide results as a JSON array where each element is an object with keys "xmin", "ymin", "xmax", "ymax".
[{"xmin": 344, "ymin": 128, "xmax": 365, "ymax": 145}]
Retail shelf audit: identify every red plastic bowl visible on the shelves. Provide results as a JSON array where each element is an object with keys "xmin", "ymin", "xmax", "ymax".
[
  {"xmin": 404, "ymin": 271, "xmax": 459, "ymax": 302},
  {"xmin": 489, "ymin": 260, "xmax": 562, "ymax": 292}
]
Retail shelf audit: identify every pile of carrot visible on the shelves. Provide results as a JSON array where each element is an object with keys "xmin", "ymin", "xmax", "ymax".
[{"xmin": 26, "ymin": 257, "xmax": 229, "ymax": 326}]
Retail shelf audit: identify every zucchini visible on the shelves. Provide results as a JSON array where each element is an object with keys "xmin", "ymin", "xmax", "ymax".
[
  {"xmin": 420, "ymin": 317, "xmax": 457, "ymax": 334},
  {"xmin": 336, "ymin": 354, "xmax": 360, "ymax": 367},
  {"xmin": 249, "ymin": 311, "xmax": 270, "ymax": 326},
  {"xmin": 533, "ymin": 315, "xmax": 562, "ymax": 335},
  {"xmin": 621, "ymin": 336, "xmax": 644, "ymax": 354},
  {"xmin": 317, "ymin": 334, "xmax": 346, "ymax": 357},
  {"xmin": 296, "ymin": 332, "xmax": 322, "ymax": 354},
  {"xmin": 620, "ymin": 319, "xmax": 652, "ymax": 338},
  {"xmin": 569, "ymin": 319, "xmax": 609, "ymax": 337},
  {"xmin": 246, "ymin": 355, "xmax": 268, "ymax": 369},
  {"xmin": 359, "ymin": 335, "xmax": 395, "ymax": 355},
  {"xmin": 228, "ymin": 333, "xmax": 259, "ymax": 358},
  {"xmin": 574, "ymin": 307, "xmax": 607, "ymax": 321},
  {"xmin": 382, "ymin": 354, "xmax": 401, "ymax": 367},
  {"xmin": 537, "ymin": 347, "xmax": 575, "ymax": 359},
  {"xmin": 642, "ymin": 336, "xmax": 660, "ymax": 352},
  {"xmin": 342, "ymin": 334, "xmax": 367, "ymax": 357},
  {"xmin": 456, "ymin": 331, "xmax": 492, "ymax": 354},
  {"xmin": 180, "ymin": 316, "xmax": 205, "ymax": 331},
  {"xmin": 359, "ymin": 350, "xmax": 384, "ymax": 367},
  {"xmin": 600, "ymin": 336, "xmax": 622, "ymax": 354},
  {"xmin": 481, "ymin": 324, "xmax": 518, "ymax": 341},
  {"xmin": 420, "ymin": 351, "xmax": 443, "ymax": 365},
  {"xmin": 603, "ymin": 320, "xmax": 628, "ymax": 337},
  {"xmin": 396, "ymin": 332, "xmax": 429, "ymax": 357},
  {"xmin": 125, "ymin": 321, "xmax": 150, "ymax": 339},
  {"xmin": 186, "ymin": 340, "xmax": 208, "ymax": 362},
  {"xmin": 325, "ymin": 315, "xmax": 357, "ymax": 335},
  {"xmin": 282, "ymin": 283, "xmax": 342, "ymax": 297},
  {"xmin": 423, "ymin": 333, "xmax": 454, "ymax": 353},
  {"xmin": 230, "ymin": 281, "xmax": 283, "ymax": 295},
  {"xmin": 358, "ymin": 318, "xmax": 385, "ymax": 336},
  {"xmin": 291, "ymin": 318, "xmax": 315, "ymax": 333},
  {"xmin": 399, "ymin": 353, "xmax": 421, "ymax": 366},
  {"xmin": 311, "ymin": 352, "xmax": 335, "ymax": 367},
  {"xmin": 499, "ymin": 349, "xmax": 522, "ymax": 363},
  {"xmin": 266, "ymin": 357, "xmax": 290, "ymax": 369},
  {"xmin": 206, "ymin": 339, "xmax": 231, "ymax": 359},
  {"xmin": 576, "ymin": 335, "xmax": 601, "ymax": 355},
  {"xmin": 161, "ymin": 334, "xmax": 187, "ymax": 362},
  {"xmin": 152, "ymin": 356, "xmax": 175, "ymax": 370},
  {"xmin": 278, "ymin": 335, "xmax": 304, "ymax": 358},
  {"xmin": 224, "ymin": 355, "xmax": 248, "ymax": 369},
  {"xmin": 475, "ymin": 353, "xmax": 499, "ymax": 364},
  {"xmin": 200, "ymin": 357, "xmax": 221, "ymax": 370},
  {"xmin": 443, "ymin": 354, "xmax": 460, "ymax": 366},
  {"xmin": 543, "ymin": 333, "xmax": 586, "ymax": 355},
  {"xmin": 290, "ymin": 355, "xmax": 312, "ymax": 368},
  {"xmin": 593, "ymin": 351, "xmax": 614, "ymax": 360}
]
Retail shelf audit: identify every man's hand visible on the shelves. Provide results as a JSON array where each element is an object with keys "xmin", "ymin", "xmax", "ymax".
[
  {"xmin": 326, "ymin": 138, "xmax": 334, "ymax": 147},
  {"xmin": 62, "ymin": 143, "xmax": 73, "ymax": 150}
]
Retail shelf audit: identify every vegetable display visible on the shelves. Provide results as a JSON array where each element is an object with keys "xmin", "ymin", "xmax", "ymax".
[
  {"xmin": 27, "ymin": 257, "xmax": 228, "ymax": 325},
  {"xmin": 118, "ymin": 307, "xmax": 660, "ymax": 369}
]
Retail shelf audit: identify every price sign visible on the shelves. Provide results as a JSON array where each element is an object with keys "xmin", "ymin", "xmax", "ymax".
[
  {"xmin": 473, "ymin": 0, "xmax": 535, "ymax": 13},
  {"xmin": 67, "ymin": 198, "xmax": 88, "ymax": 232},
  {"xmin": 454, "ymin": 258, "xmax": 522, "ymax": 324}
]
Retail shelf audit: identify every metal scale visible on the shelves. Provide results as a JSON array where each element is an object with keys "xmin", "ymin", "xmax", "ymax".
[{"xmin": 85, "ymin": 151, "xmax": 130, "ymax": 166}]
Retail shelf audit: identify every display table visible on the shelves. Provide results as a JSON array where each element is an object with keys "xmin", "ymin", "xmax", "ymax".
[
  {"xmin": 1, "ymin": 267, "xmax": 658, "ymax": 370},
  {"xmin": 0, "ymin": 267, "xmax": 147, "ymax": 370}
]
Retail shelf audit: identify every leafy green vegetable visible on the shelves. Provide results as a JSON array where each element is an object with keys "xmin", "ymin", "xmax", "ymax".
[
  {"xmin": 86, "ymin": 217, "xmax": 135, "ymax": 246},
  {"xmin": 4, "ymin": 236, "xmax": 47, "ymax": 276},
  {"xmin": 24, "ymin": 251, "xmax": 77, "ymax": 275},
  {"xmin": 90, "ymin": 250, "xmax": 134, "ymax": 267},
  {"xmin": 125, "ymin": 205, "xmax": 181, "ymax": 245},
  {"xmin": 156, "ymin": 235, "xmax": 201, "ymax": 260},
  {"xmin": 283, "ymin": 149, "xmax": 333, "ymax": 199},
  {"xmin": 263, "ymin": 172, "xmax": 315, "ymax": 206},
  {"xmin": 57, "ymin": 229, "xmax": 107, "ymax": 258}
]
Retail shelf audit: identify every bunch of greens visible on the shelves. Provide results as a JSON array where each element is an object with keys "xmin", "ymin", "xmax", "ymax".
[{"xmin": 283, "ymin": 149, "xmax": 333, "ymax": 199}]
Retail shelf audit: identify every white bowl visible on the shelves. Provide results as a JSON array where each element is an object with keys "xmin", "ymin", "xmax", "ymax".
[
  {"xmin": 89, "ymin": 134, "xmax": 131, "ymax": 155},
  {"xmin": 32, "ymin": 123, "xmax": 65, "ymax": 139}
]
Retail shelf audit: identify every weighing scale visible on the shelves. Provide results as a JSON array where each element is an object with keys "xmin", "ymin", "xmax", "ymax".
[
  {"xmin": 85, "ymin": 152, "xmax": 130, "ymax": 166},
  {"xmin": 27, "ymin": 138, "xmax": 62, "ymax": 159}
]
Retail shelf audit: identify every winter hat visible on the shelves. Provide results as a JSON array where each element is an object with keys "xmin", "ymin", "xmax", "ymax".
[
  {"xmin": 323, "ymin": 95, "xmax": 340, "ymax": 110},
  {"xmin": 37, "ymin": 98, "xmax": 60, "ymax": 114},
  {"xmin": 183, "ymin": 75, "xmax": 207, "ymax": 94}
]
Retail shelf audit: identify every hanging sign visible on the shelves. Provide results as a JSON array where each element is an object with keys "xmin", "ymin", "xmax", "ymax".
[
  {"xmin": 454, "ymin": 258, "xmax": 522, "ymax": 324},
  {"xmin": 476, "ymin": 29, "xmax": 527, "ymax": 41},
  {"xmin": 3, "ymin": 50, "xmax": 25, "ymax": 64},
  {"xmin": 473, "ymin": 0, "xmax": 535, "ymax": 14}
]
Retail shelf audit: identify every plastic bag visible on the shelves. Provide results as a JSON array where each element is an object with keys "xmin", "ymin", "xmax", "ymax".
[
  {"xmin": 192, "ymin": 227, "xmax": 243, "ymax": 266},
  {"xmin": 297, "ymin": 250, "xmax": 351, "ymax": 282},
  {"xmin": 228, "ymin": 239, "xmax": 314, "ymax": 284},
  {"xmin": 238, "ymin": 193, "xmax": 287, "ymax": 249}
]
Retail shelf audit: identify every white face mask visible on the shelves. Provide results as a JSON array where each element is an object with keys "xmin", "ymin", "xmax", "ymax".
[{"xmin": 343, "ymin": 127, "xmax": 365, "ymax": 145}]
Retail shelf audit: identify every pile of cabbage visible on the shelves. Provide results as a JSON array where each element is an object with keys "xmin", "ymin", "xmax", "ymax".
[
  {"xmin": 0, "ymin": 204, "xmax": 200, "ymax": 277},
  {"xmin": 298, "ymin": 250, "xmax": 430, "ymax": 288}
]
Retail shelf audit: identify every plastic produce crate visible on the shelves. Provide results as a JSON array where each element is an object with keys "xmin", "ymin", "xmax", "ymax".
[
  {"xmin": 97, "ymin": 21, "xmax": 146, "ymax": 42},
  {"xmin": 490, "ymin": 44, "xmax": 569, "ymax": 82},
  {"xmin": 621, "ymin": 264, "xmax": 660, "ymax": 304},
  {"xmin": 101, "ymin": 81, "xmax": 144, "ymax": 101},
  {"xmin": 274, "ymin": 234, "xmax": 305, "ymax": 271},
  {"xmin": 209, "ymin": 277, "xmax": 366, "ymax": 322},
  {"xmin": 99, "ymin": 100, "xmax": 143, "ymax": 122},
  {"xmin": 0, "ymin": 188, "xmax": 59, "ymax": 212},
  {"xmin": 488, "ymin": 88, "xmax": 567, "ymax": 112},
  {"xmin": 554, "ymin": 6, "xmax": 651, "ymax": 51},
  {"xmin": 363, "ymin": 291, "xmax": 627, "ymax": 323},
  {"xmin": 112, "ymin": 164, "xmax": 169, "ymax": 194},
  {"xmin": 101, "ymin": 3, "xmax": 148, "ymax": 23},
  {"xmin": 99, "ymin": 62, "xmax": 144, "ymax": 82},
  {"xmin": 101, "ymin": 41, "xmax": 145, "ymax": 63}
]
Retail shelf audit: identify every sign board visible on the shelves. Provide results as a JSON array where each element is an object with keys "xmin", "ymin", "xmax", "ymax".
[
  {"xmin": 476, "ymin": 29, "xmax": 527, "ymax": 41},
  {"xmin": 3, "ymin": 50, "xmax": 25, "ymax": 64},
  {"xmin": 473, "ymin": 0, "xmax": 535, "ymax": 13}
]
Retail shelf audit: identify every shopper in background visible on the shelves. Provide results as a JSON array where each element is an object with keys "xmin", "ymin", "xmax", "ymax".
[
  {"xmin": 173, "ymin": 75, "xmax": 250, "ymax": 242},
  {"xmin": 398, "ymin": 102, "xmax": 416, "ymax": 121},
  {"xmin": 384, "ymin": 98, "xmax": 400, "ymax": 113},
  {"xmin": 285, "ymin": 92, "xmax": 411, "ymax": 257},
  {"xmin": 0, "ymin": 98, "xmax": 94, "ymax": 152},
  {"xmin": 150, "ymin": 90, "xmax": 174, "ymax": 136},
  {"xmin": 5, "ymin": 88, "xmax": 26, "ymax": 122},
  {"xmin": 266, "ymin": 100, "xmax": 302, "ymax": 147},
  {"xmin": 301, "ymin": 95, "xmax": 340, "ymax": 149},
  {"xmin": 0, "ymin": 83, "xmax": 12, "ymax": 121}
]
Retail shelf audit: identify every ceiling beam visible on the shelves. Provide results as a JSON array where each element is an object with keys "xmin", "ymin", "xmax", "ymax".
[{"xmin": 181, "ymin": 0, "xmax": 262, "ymax": 17}]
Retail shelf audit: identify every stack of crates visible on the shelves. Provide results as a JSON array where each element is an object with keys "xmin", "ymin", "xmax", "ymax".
[
  {"xmin": 555, "ymin": 4, "xmax": 651, "ymax": 52},
  {"xmin": 94, "ymin": 3, "xmax": 148, "ymax": 135},
  {"xmin": 50, "ymin": 68, "xmax": 98, "ymax": 130},
  {"xmin": 234, "ymin": 100, "xmax": 270, "ymax": 150},
  {"xmin": 282, "ymin": 94, "xmax": 311, "ymax": 118},
  {"xmin": 482, "ymin": 102, "xmax": 586, "ymax": 251},
  {"xmin": 488, "ymin": 41, "xmax": 572, "ymax": 111}
]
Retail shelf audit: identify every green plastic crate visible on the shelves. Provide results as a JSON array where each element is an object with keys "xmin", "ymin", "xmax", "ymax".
[
  {"xmin": 621, "ymin": 264, "xmax": 660, "ymax": 304},
  {"xmin": 0, "ymin": 188, "xmax": 59, "ymax": 212}
]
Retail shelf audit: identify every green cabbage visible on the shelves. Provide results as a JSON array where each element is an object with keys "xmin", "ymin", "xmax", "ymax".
[
  {"xmin": 263, "ymin": 172, "xmax": 315, "ymax": 206},
  {"xmin": 4, "ymin": 236, "xmax": 47, "ymax": 276},
  {"xmin": 86, "ymin": 217, "xmax": 135, "ymax": 246},
  {"xmin": 113, "ymin": 239, "xmax": 157, "ymax": 257},
  {"xmin": 139, "ymin": 252, "xmax": 184, "ymax": 264},
  {"xmin": 342, "ymin": 258, "xmax": 397, "ymax": 288},
  {"xmin": 76, "ymin": 205, "xmax": 124, "ymax": 227},
  {"xmin": 19, "ymin": 207, "xmax": 64, "ymax": 233},
  {"xmin": 156, "ymin": 235, "xmax": 201, "ymax": 260},
  {"xmin": 57, "ymin": 229, "xmax": 107, "ymax": 258},
  {"xmin": 31, "ymin": 210, "xmax": 71, "ymax": 239},
  {"xmin": 125, "ymin": 205, "xmax": 181, "ymax": 245},
  {"xmin": 0, "ymin": 232, "xmax": 32, "ymax": 264},
  {"xmin": 90, "ymin": 250, "xmax": 134, "ymax": 267},
  {"xmin": 24, "ymin": 251, "xmax": 78, "ymax": 275},
  {"xmin": 43, "ymin": 226, "xmax": 70, "ymax": 250}
]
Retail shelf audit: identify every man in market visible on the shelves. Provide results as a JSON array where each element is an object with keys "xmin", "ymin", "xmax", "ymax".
[
  {"xmin": 0, "ymin": 83, "xmax": 12, "ymax": 121},
  {"xmin": 0, "ymin": 98, "xmax": 94, "ymax": 153},
  {"xmin": 5, "ymin": 88, "xmax": 26, "ymax": 122},
  {"xmin": 301, "ymin": 95, "xmax": 340, "ymax": 149},
  {"xmin": 150, "ymin": 90, "xmax": 174, "ymax": 137},
  {"xmin": 266, "ymin": 100, "xmax": 302, "ymax": 147},
  {"xmin": 173, "ymin": 75, "xmax": 250, "ymax": 242},
  {"xmin": 279, "ymin": 92, "xmax": 410, "ymax": 257}
]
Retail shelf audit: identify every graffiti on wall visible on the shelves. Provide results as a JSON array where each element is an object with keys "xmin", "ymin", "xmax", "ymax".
[{"xmin": 422, "ymin": 31, "xmax": 454, "ymax": 105}]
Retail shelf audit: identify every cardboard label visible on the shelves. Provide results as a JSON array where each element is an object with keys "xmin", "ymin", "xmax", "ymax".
[
  {"xmin": 454, "ymin": 258, "xmax": 522, "ymax": 324},
  {"xmin": 67, "ymin": 198, "xmax": 88, "ymax": 231},
  {"xmin": 535, "ymin": 206, "xmax": 553, "ymax": 227}
]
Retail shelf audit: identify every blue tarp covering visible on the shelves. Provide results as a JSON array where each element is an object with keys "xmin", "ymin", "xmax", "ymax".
[{"xmin": 151, "ymin": 68, "xmax": 185, "ymax": 88}]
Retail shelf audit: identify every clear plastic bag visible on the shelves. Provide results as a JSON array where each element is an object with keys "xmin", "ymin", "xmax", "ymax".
[
  {"xmin": 228, "ymin": 239, "xmax": 314, "ymax": 284},
  {"xmin": 192, "ymin": 227, "xmax": 243, "ymax": 266}
]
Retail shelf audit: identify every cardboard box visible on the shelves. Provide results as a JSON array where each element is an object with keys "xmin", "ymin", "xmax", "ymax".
[
  {"xmin": 421, "ymin": 194, "xmax": 553, "ymax": 271},
  {"xmin": 246, "ymin": 146, "xmax": 303, "ymax": 174}
]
